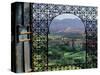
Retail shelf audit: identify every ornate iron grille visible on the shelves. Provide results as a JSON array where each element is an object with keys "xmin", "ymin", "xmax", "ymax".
[{"xmin": 31, "ymin": 3, "xmax": 97, "ymax": 71}]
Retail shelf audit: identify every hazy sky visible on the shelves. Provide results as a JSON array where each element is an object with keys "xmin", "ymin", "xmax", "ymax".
[
  {"xmin": 55, "ymin": 14, "xmax": 80, "ymax": 20},
  {"xmin": 49, "ymin": 14, "xmax": 85, "ymax": 34}
]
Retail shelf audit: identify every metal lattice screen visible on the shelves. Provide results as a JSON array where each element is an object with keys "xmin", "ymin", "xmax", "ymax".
[{"xmin": 31, "ymin": 3, "xmax": 97, "ymax": 71}]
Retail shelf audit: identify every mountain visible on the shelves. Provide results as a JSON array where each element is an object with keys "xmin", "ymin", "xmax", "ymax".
[{"xmin": 49, "ymin": 18, "xmax": 85, "ymax": 34}]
